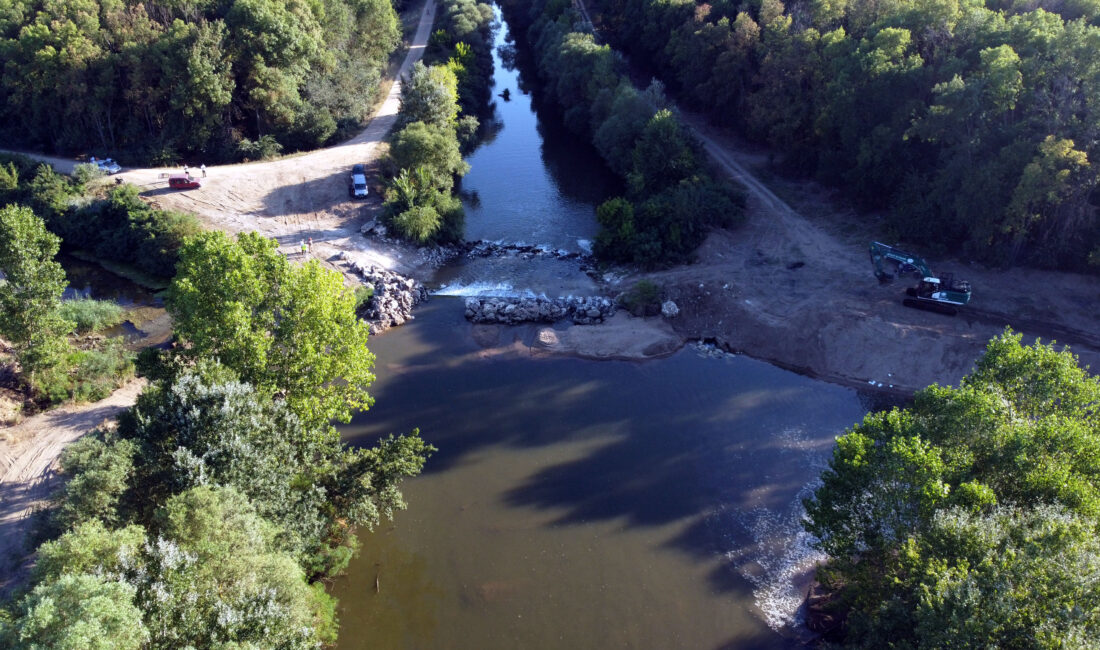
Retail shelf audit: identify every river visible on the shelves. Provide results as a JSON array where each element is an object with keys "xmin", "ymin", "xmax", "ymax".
[{"xmin": 331, "ymin": 10, "xmax": 874, "ymax": 649}]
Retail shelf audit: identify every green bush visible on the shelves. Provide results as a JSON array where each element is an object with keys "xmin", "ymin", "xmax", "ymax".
[
  {"xmin": 60, "ymin": 185, "xmax": 202, "ymax": 279},
  {"xmin": 59, "ymin": 299, "xmax": 125, "ymax": 334},
  {"xmin": 619, "ymin": 280, "xmax": 661, "ymax": 316},
  {"xmin": 392, "ymin": 205, "xmax": 443, "ymax": 243},
  {"xmin": 353, "ymin": 285, "xmax": 374, "ymax": 312},
  {"xmin": 236, "ymin": 135, "xmax": 284, "ymax": 161},
  {"xmin": 30, "ymin": 340, "xmax": 135, "ymax": 406},
  {"xmin": 71, "ymin": 163, "xmax": 105, "ymax": 187}
]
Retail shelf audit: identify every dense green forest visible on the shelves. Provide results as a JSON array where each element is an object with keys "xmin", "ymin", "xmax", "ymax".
[
  {"xmin": 589, "ymin": 0, "xmax": 1100, "ymax": 269},
  {"xmin": 805, "ymin": 331, "xmax": 1100, "ymax": 647},
  {"xmin": 0, "ymin": 231, "xmax": 432, "ymax": 647},
  {"xmin": 499, "ymin": 0, "xmax": 745, "ymax": 267},
  {"xmin": 0, "ymin": 0, "xmax": 401, "ymax": 163}
]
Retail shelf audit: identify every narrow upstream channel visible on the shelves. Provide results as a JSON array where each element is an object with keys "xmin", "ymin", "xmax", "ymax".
[{"xmin": 333, "ymin": 9, "xmax": 876, "ymax": 648}]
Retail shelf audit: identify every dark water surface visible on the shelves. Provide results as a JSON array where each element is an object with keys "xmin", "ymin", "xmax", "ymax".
[
  {"xmin": 432, "ymin": 11, "xmax": 618, "ymax": 299},
  {"xmin": 58, "ymin": 253, "xmax": 173, "ymax": 345},
  {"xmin": 334, "ymin": 300, "xmax": 868, "ymax": 649}
]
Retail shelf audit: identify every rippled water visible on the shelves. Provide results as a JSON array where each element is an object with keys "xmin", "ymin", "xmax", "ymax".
[{"xmin": 428, "ymin": 11, "xmax": 620, "ymax": 300}]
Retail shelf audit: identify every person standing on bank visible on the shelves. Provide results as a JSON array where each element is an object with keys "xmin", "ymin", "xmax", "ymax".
[{"xmin": 200, "ymin": 164, "xmax": 207, "ymax": 177}]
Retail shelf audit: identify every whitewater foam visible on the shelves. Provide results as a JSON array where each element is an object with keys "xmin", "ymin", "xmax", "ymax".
[
  {"xmin": 725, "ymin": 426, "xmax": 831, "ymax": 631},
  {"xmin": 432, "ymin": 282, "xmax": 543, "ymax": 298}
]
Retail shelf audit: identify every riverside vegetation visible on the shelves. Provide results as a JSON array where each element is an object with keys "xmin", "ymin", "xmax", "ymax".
[
  {"xmin": 499, "ymin": 0, "xmax": 746, "ymax": 268},
  {"xmin": 381, "ymin": 0, "xmax": 495, "ymax": 244},
  {"xmin": 0, "ymin": 231, "xmax": 432, "ymax": 648},
  {"xmin": 804, "ymin": 331, "xmax": 1100, "ymax": 647},
  {"xmin": 588, "ymin": 0, "xmax": 1100, "ymax": 270},
  {"xmin": 0, "ymin": 153, "xmax": 199, "ymax": 409},
  {"xmin": 0, "ymin": 0, "xmax": 402, "ymax": 163}
]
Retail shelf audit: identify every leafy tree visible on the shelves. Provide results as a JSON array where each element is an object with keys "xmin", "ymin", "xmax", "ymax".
[
  {"xmin": 2, "ymin": 574, "xmax": 148, "ymax": 650},
  {"xmin": 118, "ymin": 364, "xmax": 431, "ymax": 565},
  {"xmin": 629, "ymin": 109, "xmax": 699, "ymax": 194},
  {"xmin": 55, "ymin": 430, "xmax": 137, "ymax": 530},
  {"xmin": 398, "ymin": 61, "xmax": 461, "ymax": 129},
  {"xmin": 0, "ymin": 204, "xmax": 72, "ymax": 375},
  {"xmin": 0, "ymin": 0, "xmax": 399, "ymax": 162},
  {"xmin": 393, "ymin": 205, "xmax": 443, "ymax": 243},
  {"xmin": 24, "ymin": 488, "xmax": 334, "ymax": 649},
  {"xmin": 167, "ymin": 231, "xmax": 375, "ymax": 426},
  {"xmin": 804, "ymin": 331, "xmax": 1100, "ymax": 647},
  {"xmin": 388, "ymin": 121, "xmax": 470, "ymax": 192}
]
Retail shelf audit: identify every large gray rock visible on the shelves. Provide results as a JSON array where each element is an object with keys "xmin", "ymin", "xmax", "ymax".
[
  {"xmin": 463, "ymin": 296, "xmax": 616, "ymax": 325},
  {"xmin": 343, "ymin": 261, "xmax": 428, "ymax": 332},
  {"xmin": 661, "ymin": 300, "xmax": 680, "ymax": 318}
]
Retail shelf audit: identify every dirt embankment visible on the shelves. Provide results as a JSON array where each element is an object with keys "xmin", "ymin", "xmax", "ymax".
[{"xmin": 637, "ymin": 116, "xmax": 1100, "ymax": 394}]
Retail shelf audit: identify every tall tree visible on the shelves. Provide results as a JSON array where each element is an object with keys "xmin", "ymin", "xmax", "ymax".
[
  {"xmin": 804, "ymin": 330, "xmax": 1100, "ymax": 647},
  {"xmin": 167, "ymin": 231, "xmax": 374, "ymax": 426},
  {"xmin": 0, "ymin": 204, "xmax": 71, "ymax": 375}
]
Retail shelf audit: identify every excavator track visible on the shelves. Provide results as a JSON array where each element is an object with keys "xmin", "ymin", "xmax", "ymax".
[{"xmin": 902, "ymin": 297, "xmax": 959, "ymax": 316}]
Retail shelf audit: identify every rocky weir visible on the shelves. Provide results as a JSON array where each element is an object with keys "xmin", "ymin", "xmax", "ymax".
[
  {"xmin": 341, "ymin": 259, "xmax": 429, "ymax": 332},
  {"xmin": 464, "ymin": 295, "xmax": 616, "ymax": 325}
]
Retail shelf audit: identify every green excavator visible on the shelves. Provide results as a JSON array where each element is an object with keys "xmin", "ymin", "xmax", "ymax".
[{"xmin": 869, "ymin": 241, "xmax": 972, "ymax": 315}]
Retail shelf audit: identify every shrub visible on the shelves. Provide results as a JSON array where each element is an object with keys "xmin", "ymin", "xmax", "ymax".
[
  {"xmin": 619, "ymin": 279, "xmax": 661, "ymax": 316},
  {"xmin": 71, "ymin": 163, "xmax": 105, "ymax": 187},
  {"xmin": 30, "ymin": 340, "xmax": 135, "ymax": 405},
  {"xmin": 353, "ymin": 285, "xmax": 374, "ymax": 311},
  {"xmin": 236, "ymin": 135, "xmax": 284, "ymax": 161},
  {"xmin": 392, "ymin": 205, "xmax": 442, "ymax": 243},
  {"xmin": 59, "ymin": 299, "xmax": 125, "ymax": 334}
]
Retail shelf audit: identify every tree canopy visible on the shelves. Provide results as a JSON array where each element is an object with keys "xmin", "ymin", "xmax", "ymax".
[
  {"xmin": 0, "ymin": 203, "xmax": 71, "ymax": 374},
  {"xmin": 499, "ymin": 0, "xmax": 746, "ymax": 267},
  {"xmin": 804, "ymin": 331, "xmax": 1100, "ymax": 647},
  {"xmin": 0, "ymin": 0, "xmax": 400, "ymax": 163},
  {"xmin": 580, "ymin": 0, "xmax": 1100, "ymax": 269},
  {"xmin": 167, "ymin": 230, "xmax": 375, "ymax": 426}
]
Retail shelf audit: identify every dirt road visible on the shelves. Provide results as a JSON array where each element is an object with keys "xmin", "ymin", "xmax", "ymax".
[{"xmin": 0, "ymin": 380, "xmax": 145, "ymax": 594}]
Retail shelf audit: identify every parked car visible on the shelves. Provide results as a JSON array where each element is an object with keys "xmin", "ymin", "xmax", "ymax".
[
  {"xmin": 349, "ymin": 164, "xmax": 368, "ymax": 198},
  {"xmin": 90, "ymin": 156, "xmax": 121, "ymax": 174},
  {"xmin": 168, "ymin": 173, "xmax": 201, "ymax": 189}
]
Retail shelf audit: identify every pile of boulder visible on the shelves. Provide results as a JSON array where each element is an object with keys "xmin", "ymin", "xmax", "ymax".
[
  {"xmin": 464, "ymin": 241, "xmax": 583, "ymax": 261},
  {"xmin": 464, "ymin": 295, "xmax": 615, "ymax": 325},
  {"xmin": 344, "ymin": 261, "xmax": 429, "ymax": 332}
]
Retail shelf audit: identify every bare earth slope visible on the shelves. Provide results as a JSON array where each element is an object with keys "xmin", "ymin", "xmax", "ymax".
[{"xmin": 644, "ymin": 114, "xmax": 1099, "ymax": 394}]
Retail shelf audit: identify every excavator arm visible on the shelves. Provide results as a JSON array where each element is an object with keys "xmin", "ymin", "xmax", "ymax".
[{"xmin": 869, "ymin": 241, "xmax": 933, "ymax": 281}]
